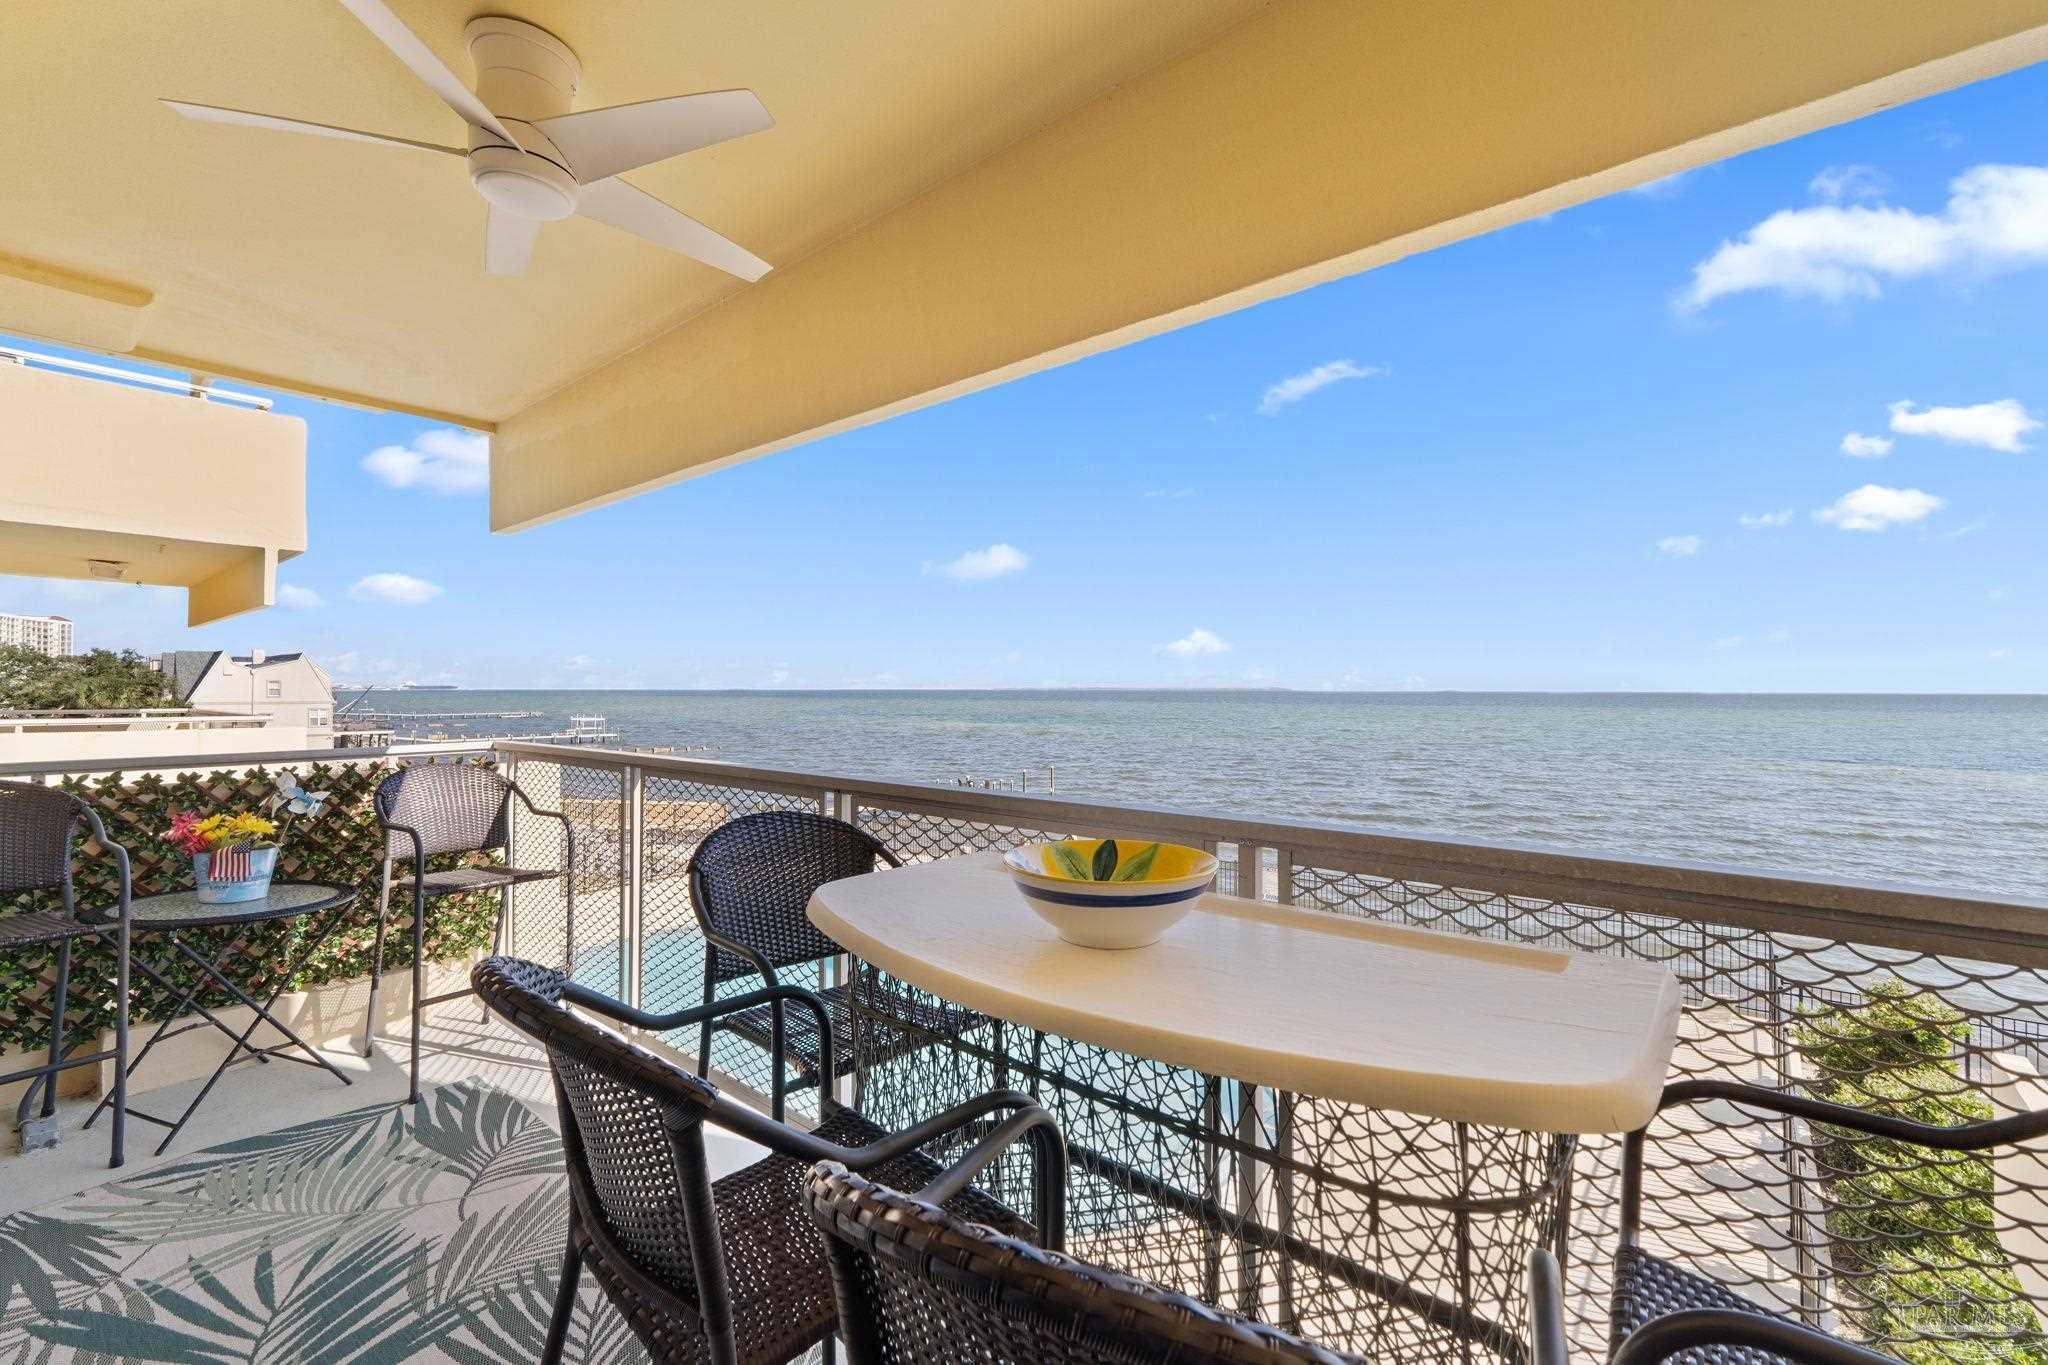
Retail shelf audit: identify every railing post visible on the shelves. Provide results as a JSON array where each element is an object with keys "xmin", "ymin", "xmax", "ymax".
[{"xmin": 625, "ymin": 763, "xmax": 645, "ymax": 1008}]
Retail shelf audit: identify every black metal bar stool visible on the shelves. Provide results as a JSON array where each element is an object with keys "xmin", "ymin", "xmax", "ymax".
[
  {"xmin": 0, "ymin": 780, "xmax": 132, "ymax": 1167},
  {"xmin": 687, "ymin": 810, "xmax": 977, "ymax": 1116},
  {"xmin": 364, "ymin": 762, "xmax": 573, "ymax": 1102}
]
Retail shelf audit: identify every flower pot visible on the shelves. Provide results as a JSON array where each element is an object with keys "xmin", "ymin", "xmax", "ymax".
[{"xmin": 194, "ymin": 846, "xmax": 279, "ymax": 904}]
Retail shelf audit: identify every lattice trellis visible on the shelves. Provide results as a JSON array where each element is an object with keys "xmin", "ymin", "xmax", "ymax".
[{"xmin": 0, "ymin": 759, "xmax": 504, "ymax": 1054}]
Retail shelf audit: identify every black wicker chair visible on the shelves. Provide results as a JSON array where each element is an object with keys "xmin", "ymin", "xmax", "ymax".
[
  {"xmin": 686, "ymin": 811, "xmax": 975, "ymax": 1115},
  {"xmin": 806, "ymin": 1163, "xmax": 1368, "ymax": 1364},
  {"xmin": 366, "ymin": 763, "xmax": 573, "ymax": 1102},
  {"xmin": 473, "ymin": 954, "xmax": 1066, "ymax": 1365},
  {"xmin": 1526, "ymin": 1077, "xmax": 2048, "ymax": 1365},
  {"xmin": 0, "ymin": 781, "xmax": 132, "ymax": 1167}
]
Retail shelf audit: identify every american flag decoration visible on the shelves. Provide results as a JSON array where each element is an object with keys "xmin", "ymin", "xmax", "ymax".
[{"xmin": 210, "ymin": 843, "xmax": 252, "ymax": 883}]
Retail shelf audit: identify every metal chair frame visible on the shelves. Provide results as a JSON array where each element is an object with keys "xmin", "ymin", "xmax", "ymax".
[
  {"xmin": 0, "ymin": 780, "xmax": 132, "ymax": 1167},
  {"xmin": 1527, "ymin": 1077, "xmax": 2048, "ymax": 1365},
  {"xmin": 473, "ymin": 955, "xmax": 1066, "ymax": 1365},
  {"xmin": 365, "ymin": 762, "xmax": 573, "ymax": 1102}
]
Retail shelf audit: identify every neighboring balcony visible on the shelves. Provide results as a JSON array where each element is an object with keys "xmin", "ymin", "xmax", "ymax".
[{"xmin": 0, "ymin": 348, "xmax": 306, "ymax": 626}]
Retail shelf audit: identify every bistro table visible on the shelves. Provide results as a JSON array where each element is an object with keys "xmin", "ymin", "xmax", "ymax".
[
  {"xmin": 810, "ymin": 852, "xmax": 1682, "ymax": 1362},
  {"xmin": 84, "ymin": 881, "xmax": 357, "ymax": 1156}
]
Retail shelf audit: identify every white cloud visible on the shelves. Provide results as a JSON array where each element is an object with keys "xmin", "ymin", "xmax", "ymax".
[
  {"xmin": 1256, "ymin": 359, "xmax": 1381, "ymax": 415},
  {"xmin": 1738, "ymin": 509, "xmax": 1793, "ymax": 528},
  {"xmin": 1987, "ymin": 648, "xmax": 2013, "ymax": 663},
  {"xmin": 1711, "ymin": 634, "xmax": 1745, "ymax": 651},
  {"xmin": 1888, "ymin": 398, "xmax": 2039, "ymax": 453},
  {"xmin": 1763, "ymin": 628, "xmax": 1795, "ymax": 644},
  {"xmin": 1655, "ymin": 535, "xmax": 1702, "ymax": 558},
  {"xmin": 1839, "ymin": 432, "xmax": 1894, "ymax": 458},
  {"xmin": 1679, "ymin": 163, "xmax": 2048, "ymax": 311},
  {"xmin": 1160, "ymin": 628, "xmax": 1231, "ymax": 659},
  {"xmin": 1990, "ymin": 586, "xmax": 2008, "ymax": 601},
  {"xmin": 348, "ymin": 572, "xmax": 444, "ymax": 605},
  {"xmin": 926, "ymin": 543, "xmax": 1029, "ymax": 582},
  {"xmin": 1809, "ymin": 164, "xmax": 1890, "ymax": 203},
  {"xmin": 275, "ymin": 584, "xmax": 323, "ymax": 610},
  {"xmin": 361, "ymin": 427, "xmax": 490, "ymax": 494},
  {"xmin": 1812, "ymin": 484, "xmax": 1943, "ymax": 532}
]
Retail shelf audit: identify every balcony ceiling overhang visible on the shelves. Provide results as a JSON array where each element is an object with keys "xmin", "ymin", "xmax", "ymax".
[{"xmin": 6, "ymin": 2, "xmax": 2047, "ymax": 534}]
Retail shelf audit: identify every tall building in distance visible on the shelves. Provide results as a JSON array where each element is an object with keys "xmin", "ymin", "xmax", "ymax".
[{"xmin": 0, "ymin": 612, "xmax": 73, "ymax": 657}]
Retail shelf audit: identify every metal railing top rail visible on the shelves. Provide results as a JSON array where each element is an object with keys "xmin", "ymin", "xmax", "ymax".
[
  {"xmin": 0, "ymin": 739, "xmax": 495, "ymax": 780},
  {"xmin": 2, "ymin": 343, "xmax": 274, "ymax": 409},
  {"xmin": 492, "ymin": 740, "xmax": 2048, "ymax": 967}
]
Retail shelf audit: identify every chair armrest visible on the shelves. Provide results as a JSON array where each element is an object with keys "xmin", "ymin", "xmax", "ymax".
[
  {"xmin": 1612, "ymin": 1309, "xmax": 1895, "ymax": 1365},
  {"xmin": 75, "ymin": 801, "xmax": 133, "ymax": 922},
  {"xmin": 1526, "ymin": 1250, "xmax": 1570, "ymax": 1365},
  {"xmin": 562, "ymin": 979, "xmax": 829, "ymax": 1046},
  {"xmin": 914, "ymin": 1102, "xmax": 1067, "ymax": 1248},
  {"xmin": 1656, "ymin": 1078, "xmax": 2048, "ymax": 1150}
]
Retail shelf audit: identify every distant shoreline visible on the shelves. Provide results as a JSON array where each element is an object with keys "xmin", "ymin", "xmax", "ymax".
[{"xmin": 335, "ymin": 686, "xmax": 2047, "ymax": 699}]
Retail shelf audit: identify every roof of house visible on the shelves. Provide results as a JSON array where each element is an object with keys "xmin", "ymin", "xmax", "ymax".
[
  {"xmin": 156, "ymin": 650, "xmax": 222, "ymax": 704},
  {"xmin": 230, "ymin": 653, "xmax": 303, "ymax": 665}
]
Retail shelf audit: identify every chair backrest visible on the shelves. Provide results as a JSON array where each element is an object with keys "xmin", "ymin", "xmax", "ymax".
[
  {"xmin": 805, "ymin": 1164, "xmax": 1369, "ymax": 1365},
  {"xmin": 471, "ymin": 956, "xmax": 737, "ymax": 1351},
  {"xmin": 0, "ymin": 780, "xmax": 87, "ymax": 909},
  {"xmin": 687, "ymin": 811, "xmax": 895, "ymax": 982},
  {"xmin": 374, "ymin": 762, "xmax": 513, "ymax": 861}
]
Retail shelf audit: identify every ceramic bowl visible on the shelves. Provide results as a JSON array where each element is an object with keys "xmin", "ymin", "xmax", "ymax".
[{"xmin": 1002, "ymin": 838, "xmax": 1217, "ymax": 949}]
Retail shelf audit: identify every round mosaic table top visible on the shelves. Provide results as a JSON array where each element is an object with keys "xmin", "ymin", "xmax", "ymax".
[{"xmin": 113, "ymin": 880, "xmax": 357, "ymax": 931}]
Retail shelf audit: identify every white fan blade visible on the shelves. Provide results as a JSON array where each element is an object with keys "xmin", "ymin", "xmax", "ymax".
[
  {"xmin": 334, "ymin": 0, "xmax": 518, "ymax": 147},
  {"xmin": 575, "ymin": 178, "xmax": 771, "ymax": 281},
  {"xmin": 485, "ymin": 205, "xmax": 541, "ymax": 276},
  {"xmin": 163, "ymin": 100, "xmax": 463, "ymax": 157},
  {"xmin": 534, "ymin": 90, "xmax": 772, "ymax": 184}
]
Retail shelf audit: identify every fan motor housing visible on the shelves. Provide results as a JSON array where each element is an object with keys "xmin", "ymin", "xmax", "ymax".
[
  {"xmin": 468, "ymin": 146, "xmax": 578, "ymax": 220},
  {"xmin": 463, "ymin": 17, "xmax": 583, "ymax": 220}
]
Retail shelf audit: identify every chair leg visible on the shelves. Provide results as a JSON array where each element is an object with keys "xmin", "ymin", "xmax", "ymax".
[
  {"xmin": 43, "ymin": 939, "xmax": 70, "ymax": 1120},
  {"xmin": 542, "ymin": 1232, "xmax": 583, "ymax": 1365},
  {"xmin": 481, "ymin": 883, "xmax": 508, "ymax": 1025},
  {"xmin": 409, "ymin": 880, "xmax": 426, "ymax": 1105},
  {"xmin": 696, "ymin": 946, "xmax": 716, "ymax": 1078},
  {"xmin": 361, "ymin": 858, "xmax": 394, "ymax": 1058},
  {"xmin": 110, "ymin": 917, "xmax": 128, "ymax": 1169}
]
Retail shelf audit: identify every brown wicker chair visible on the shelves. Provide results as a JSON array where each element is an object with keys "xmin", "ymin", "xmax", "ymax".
[
  {"xmin": 473, "ymin": 955, "xmax": 1066, "ymax": 1365},
  {"xmin": 685, "ymin": 811, "xmax": 976, "ymax": 1116},
  {"xmin": 0, "ymin": 780, "xmax": 132, "ymax": 1167},
  {"xmin": 805, "ymin": 1162, "xmax": 1368, "ymax": 1364},
  {"xmin": 1525, "ymin": 1076, "xmax": 2048, "ymax": 1365},
  {"xmin": 367, "ymin": 762, "xmax": 573, "ymax": 1102}
]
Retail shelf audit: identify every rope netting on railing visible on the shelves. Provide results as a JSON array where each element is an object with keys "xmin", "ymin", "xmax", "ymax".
[
  {"xmin": 495, "ymin": 747, "xmax": 2048, "ymax": 1363},
  {"xmin": 0, "ymin": 757, "xmax": 504, "ymax": 1054}
]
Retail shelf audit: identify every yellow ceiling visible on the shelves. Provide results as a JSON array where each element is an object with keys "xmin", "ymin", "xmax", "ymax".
[{"xmin": 3, "ymin": 0, "xmax": 1264, "ymax": 425}]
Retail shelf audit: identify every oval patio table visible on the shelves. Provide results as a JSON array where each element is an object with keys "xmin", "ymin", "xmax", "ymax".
[{"xmin": 810, "ymin": 852, "xmax": 1683, "ymax": 1363}]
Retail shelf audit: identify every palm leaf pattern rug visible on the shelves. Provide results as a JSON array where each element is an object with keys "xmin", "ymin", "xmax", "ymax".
[{"xmin": 0, "ymin": 1081, "xmax": 645, "ymax": 1363}]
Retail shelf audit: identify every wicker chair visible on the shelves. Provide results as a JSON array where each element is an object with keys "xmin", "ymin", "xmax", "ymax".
[
  {"xmin": 0, "ymin": 781, "xmax": 132, "ymax": 1167},
  {"xmin": 806, "ymin": 1163, "xmax": 1368, "ymax": 1364},
  {"xmin": 472, "ymin": 954, "xmax": 1066, "ymax": 1365},
  {"xmin": 367, "ymin": 763, "xmax": 573, "ymax": 1102},
  {"xmin": 686, "ymin": 811, "xmax": 974, "ymax": 1116},
  {"xmin": 1526, "ymin": 1077, "xmax": 2048, "ymax": 1365}
]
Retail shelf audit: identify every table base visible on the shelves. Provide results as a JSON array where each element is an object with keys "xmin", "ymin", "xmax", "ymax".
[
  {"xmin": 846, "ymin": 965, "xmax": 1572, "ymax": 1365},
  {"xmin": 85, "ymin": 911, "xmax": 354, "ymax": 1156}
]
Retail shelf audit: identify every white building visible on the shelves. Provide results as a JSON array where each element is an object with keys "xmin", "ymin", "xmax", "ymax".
[
  {"xmin": 153, "ymin": 650, "xmax": 335, "ymax": 748},
  {"xmin": 0, "ymin": 612, "xmax": 72, "ymax": 656}
]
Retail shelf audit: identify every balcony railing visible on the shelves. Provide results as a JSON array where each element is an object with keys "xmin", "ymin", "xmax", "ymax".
[{"xmin": 7, "ymin": 737, "xmax": 2048, "ymax": 1360}]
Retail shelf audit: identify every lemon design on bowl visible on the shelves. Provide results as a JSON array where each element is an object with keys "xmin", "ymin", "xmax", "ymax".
[{"xmin": 1003, "ymin": 838, "xmax": 1218, "ymax": 949}]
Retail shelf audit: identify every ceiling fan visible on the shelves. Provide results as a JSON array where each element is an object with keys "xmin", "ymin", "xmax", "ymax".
[{"xmin": 164, "ymin": 0, "xmax": 772, "ymax": 280}]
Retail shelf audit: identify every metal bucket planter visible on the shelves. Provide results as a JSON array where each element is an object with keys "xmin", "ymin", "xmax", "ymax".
[{"xmin": 194, "ymin": 845, "xmax": 279, "ymax": 903}]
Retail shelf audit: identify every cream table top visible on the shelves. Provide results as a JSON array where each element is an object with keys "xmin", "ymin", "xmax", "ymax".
[{"xmin": 809, "ymin": 852, "xmax": 1682, "ymax": 1134}]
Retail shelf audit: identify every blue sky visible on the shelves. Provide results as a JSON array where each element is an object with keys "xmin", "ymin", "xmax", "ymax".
[{"xmin": 6, "ymin": 64, "xmax": 2045, "ymax": 692}]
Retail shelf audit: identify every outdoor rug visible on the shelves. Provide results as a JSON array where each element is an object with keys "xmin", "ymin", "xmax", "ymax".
[{"xmin": 0, "ymin": 1081, "xmax": 646, "ymax": 1363}]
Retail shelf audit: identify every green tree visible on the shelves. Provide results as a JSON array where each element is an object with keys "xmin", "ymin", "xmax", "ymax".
[
  {"xmin": 1792, "ymin": 979, "xmax": 2048, "ymax": 1364},
  {"xmin": 0, "ymin": 646, "xmax": 180, "ymax": 710}
]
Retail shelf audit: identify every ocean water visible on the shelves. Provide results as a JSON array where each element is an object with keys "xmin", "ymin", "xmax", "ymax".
[{"xmin": 338, "ymin": 690, "xmax": 2048, "ymax": 898}]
